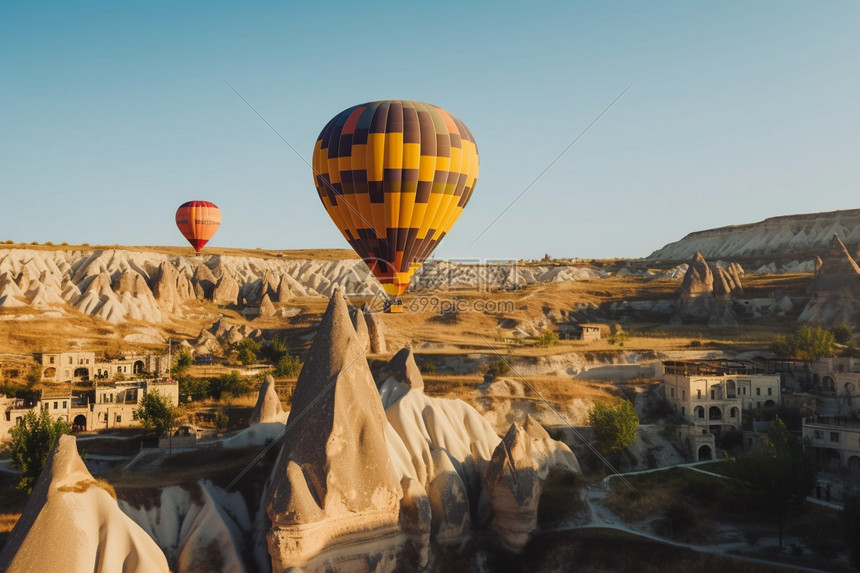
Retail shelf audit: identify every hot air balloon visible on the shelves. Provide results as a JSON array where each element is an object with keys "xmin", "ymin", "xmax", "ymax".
[
  {"xmin": 175, "ymin": 200, "xmax": 221, "ymax": 255},
  {"xmin": 312, "ymin": 100, "xmax": 479, "ymax": 311}
]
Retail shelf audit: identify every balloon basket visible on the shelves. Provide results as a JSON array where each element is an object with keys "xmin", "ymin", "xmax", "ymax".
[{"xmin": 383, "ymin": 298, "xmax": 404, "ymax": 313}]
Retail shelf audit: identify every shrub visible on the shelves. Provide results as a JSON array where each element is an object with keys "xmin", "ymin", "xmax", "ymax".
[
  {"xmin": 537, "ymin": 330, "xmax": 559, "ymax": 347},
  {"xmin": 274, "ymin": 355, "xmax": 303, "ymax": 377},
  {"xmin": 209, "ymin": 371, "xmax": 251, "ymax": 400},
  {"xmin": 486, "ymin": 359, "xmax": 510, "ymax": 379},
  {"xmin": 213, "ymin": 407, "xmax": 229, "ymax": 432},
  {"xmin": 420, "ymin": 361, "xmax": 437, "ymax": 374},
  {"xmin": 832, "ymin": 322, "xmax": 853, "ymax": 344}
]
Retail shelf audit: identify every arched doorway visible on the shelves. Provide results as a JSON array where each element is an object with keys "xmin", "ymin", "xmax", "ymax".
[
  {"xmin": 726, "ymin": 379, "xmax": 736, "ymax": 398},
  {"xmin": 730, "ymin": 407, "xmax": 739, "ymax": 418},
  {"xmin": 764, "ymin": 400, "xmax": 775, "ymax": 408},
  {"xmin": 43, "ymin": 367, "xmax": 56, "ymax": 379},
  {"xmin": 73, "ymin": 414, "xmax": 87, "ymax": 432},
  {"xmin": 694, "ymin": 406, "xmax": 705, "ymax": 419},
  {"xmin": 849, "ymin": 456, "xmax": 860, "ymax": 478},
  {"xmin": 133, "ymin": 360, "xmax": 145, "ymax": 375},
  {"xmin": 73, "ymin": 367, "xmax": 89, "ymax": 381},
  {"xmin": 823, "ymin": 449, "xmax": 841, "ymax": 471},
  {"xmin": 698, "ymin": 445, "xmax": 713, "ymax": 461},
  {"xmin": 708, "ymin": 406, "xmax": 722, "ymax": 420}
]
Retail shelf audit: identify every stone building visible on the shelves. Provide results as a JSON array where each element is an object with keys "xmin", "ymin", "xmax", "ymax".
[
  {"xmin": 802, "ymin": 416, "xmax": 860, "ymax": 479},
  {"xmin": 662, "ymin": 360, "xmax": 781, "ymax": 435},
  {"xmin": 40, "ymin": 351, "xmax": 168, "ymax": 383},
  {"xmin": 1, "ymin": 378, "xmax": 179, "ymax": 435}
]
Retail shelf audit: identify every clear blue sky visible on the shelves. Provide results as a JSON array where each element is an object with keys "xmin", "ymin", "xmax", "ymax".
[{"xmin": 2, "ymin": 1, "xmax": 858, "ymax": 260}]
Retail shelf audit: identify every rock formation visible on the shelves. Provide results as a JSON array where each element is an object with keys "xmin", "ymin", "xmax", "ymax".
[
  {"xmin": 250, "ymin": 375, "xmax": 286, "ymax": 424},
  {"xmin": 119, "ymin": 482, "xmax": 247, "ymax": 573},
  {"xmin": 365, "ymin": 310, "xmax": 388, "ymax": 354},
  {"xmin": 212, "ymin": 274, "xmax": 240, "ymax": 306},
  {"xmin": 349, "ymin": 305, "xmax": 371, "ymax": 353},
  {"xmin": 153, "ymin": 261, "xmax": 195, "ymax": 313},
  {"xmin": 0, "ymin": 435, "xmax": 169, "ymax": 573},
  {"xmin": 677, "ymin": 252, "xmax": 741, "ymax": 326},
  {"xmin": 799, "ymin": 234, "xmax": 860, "ymax": 325},
  {"xmin": 677, "ymin": 252, "xmax": 714, "ymax": 319},
  {"xmin": 265, "ymin": 292, "xmax": 401, "ymax": 571},
  {"xmin": 649, "ymin": 208, "xmax": 860, "ymax": 260},
  {"xmin": 258, "ymin": 293, "xmax": 275, "ymax": 318}
]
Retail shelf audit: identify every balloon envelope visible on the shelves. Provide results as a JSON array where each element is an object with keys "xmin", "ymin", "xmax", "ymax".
[
  {"xmin": 175, "ymin": 200, "xmax": 221, "ymax": 253},
  {"xmin": 312, "ymin": 100, "xmax": 479, "ymax": 296}
]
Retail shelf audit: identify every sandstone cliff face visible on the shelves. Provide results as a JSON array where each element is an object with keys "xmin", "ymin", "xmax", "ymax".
[{"xmin": 649, "ymin": 209, "xmax": 860, "ymax": 260}]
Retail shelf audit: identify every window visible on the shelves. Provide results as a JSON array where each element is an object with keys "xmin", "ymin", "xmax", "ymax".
[
  {"xmin": 62, "ymin": 401, "xmax": 67, "ymax": 409},
  {"xmin": 767, "ymin": 388, "xmax": 772, "ymax": 396},
  {"xmin": 115, "ymin": 415, "xmax": 121, "ymax": 423},
  {"xmin": 53, "ymin": 401, "xmax": 58, "ymax": 409},
  {"xmin": 68, "ymin": 357, "xmax": 73, "ymax": 365},
  {"xmin": 830, "ymin": 432, "xmax": 840, "ymax": 443},
  {"xmin": 710, "ymin": 390, "xmax": 715, "ymax": 399},
  {"xmin": 683, "ymin": 390, "xmax": 686, "ymax": 399},
  {"xmin": 49, "ymin": 357, "xmax": 55, "ymax": 364},
  {"xmin": 671, "ymin": 388, "xmax": 675, "ymax": 398},
  {"xmin": 814, "ymin": 430, "xmax": 824, "ymax": 439},
  {"xmin": 756, "ymin": 401, "xmax": 761, "ymax": 409},
  {"xmin": 756, "ymin": 388, "xmax": 761, "ymax": 396},
  {"xmin": 697, "ymin": 389, "xmax": 702, "ymax": 399}
]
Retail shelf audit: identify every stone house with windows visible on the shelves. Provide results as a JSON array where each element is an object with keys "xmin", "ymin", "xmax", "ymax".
[
  {"xmin": 662, "ymin": 360, "xmax": 781, "ymax": 435},
  {"xmin": 40, "ymin": 352, "xmax": 167, "ymax": 383},
  {"xmin": 1, "ymin": 378, "xmax": 178, "ymax": 437},
  {"xmin": 558, "ymin": 323, "xmax": 603, "ymax": 341},
  {"xmin": 40, "ymin": 351, "xmax": 96, "ymax": 382},
  {"xmin": 802, "ymin": 416, "xmax": 860, "ymax": 479}
]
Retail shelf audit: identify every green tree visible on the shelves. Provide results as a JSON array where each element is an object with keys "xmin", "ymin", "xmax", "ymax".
[
  {"xmin": 213, "ymin": 406, "xmax": 230, "ymax": 433},
  {"xmin": 25, "ymin": 366, "xmax": 41, "ymax": 389},
  {"xmin": 831, "ymin": 322, "xmax": 853, "ymax": 345},
  {"xmin": 7, "ymin": 409, "xmax": 71, "ymax": 493},
  {"xmin": 729, "ymin": 417, "xmax": 815, "ymax": 549},
  {"xmin": 172, "ymin": 349, "xmax": 193, "ymax": 377},
  {"xmin": 771, "ymin": 325, "xmax": 835, "ymax": 362},
  {"xmin": 588, "ymin": 399, "xmax": 639, "ymax": 453},
  {"xmin": 136, "ymin": 390, "xmax": 177, "ymax": 436},
  {"xmin": 235, "ymin": 338, "xmax": 260, "ymax": 366},
  {"xmin": 208, "ymin": 371, "xmax": 250, "ymax": 400},
  {"xmin": 274, "ymin": 354, "xmax": 303, "ymax": 378},
  {"xmin": 260, "ymin": 335, "xmax": 289, "ymax": 363},
  {"xmin": 178, "ymin": 377, "xmax": 210, "ymax": 402}
]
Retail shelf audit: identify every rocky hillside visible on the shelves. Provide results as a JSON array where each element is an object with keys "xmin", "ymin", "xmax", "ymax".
[
  {"xmin": 648, "ymin": 209, "xmax": 860, "ymax": 261},
  {"xmin": 0, "ymin": 247, "xmax": 609, "ymax": 326}
]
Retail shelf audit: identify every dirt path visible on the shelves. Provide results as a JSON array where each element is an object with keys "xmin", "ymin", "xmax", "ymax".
[{"xmin": 568, "ymin": 463, "xmax": 840, "ymax": 573}]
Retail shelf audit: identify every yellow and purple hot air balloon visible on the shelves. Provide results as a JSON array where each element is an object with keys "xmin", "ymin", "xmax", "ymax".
[
  {"xmin": 175, "ymin": 200, "xmax": 221, "ymax": 255},
  {"xmin": 312, "ymin": 100, "xmax": 479, "ymax": 309}
]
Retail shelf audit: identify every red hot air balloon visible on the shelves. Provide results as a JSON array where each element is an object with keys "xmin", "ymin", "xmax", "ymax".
[{"xmin": 175, "ymin": 201, "xmax": 221, "ymax": 255}]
